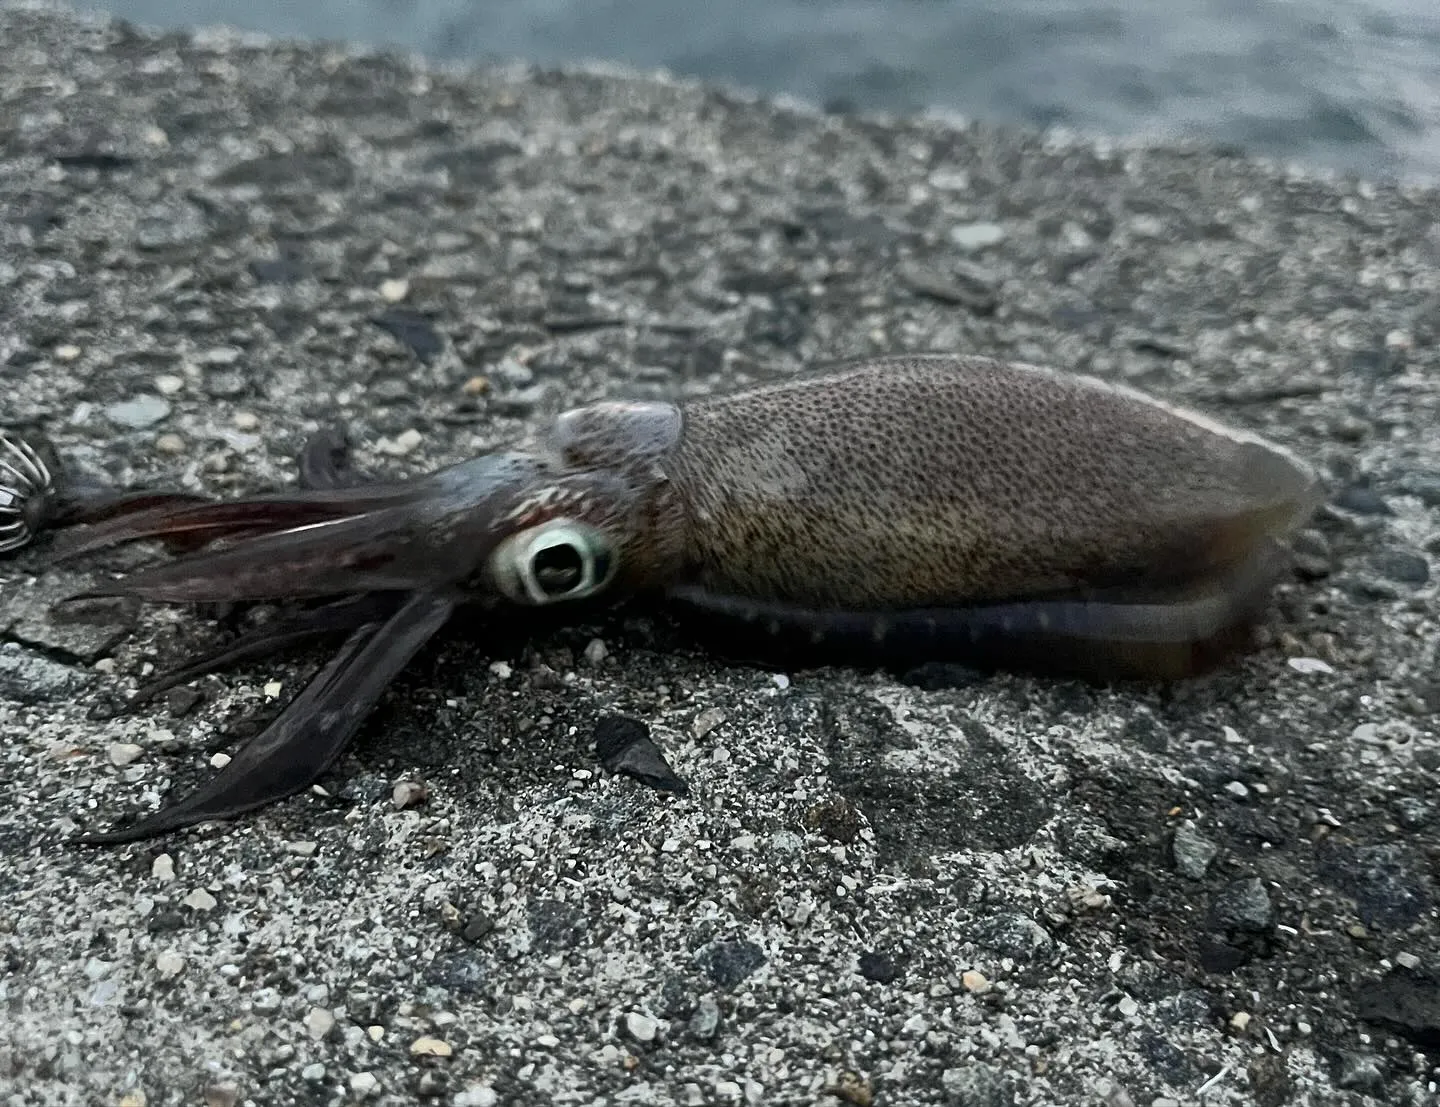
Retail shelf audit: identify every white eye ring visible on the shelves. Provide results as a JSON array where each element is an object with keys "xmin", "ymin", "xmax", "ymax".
[{"xmin": 490, "ymin": 520, "xmax": 617, "ymax": 605}]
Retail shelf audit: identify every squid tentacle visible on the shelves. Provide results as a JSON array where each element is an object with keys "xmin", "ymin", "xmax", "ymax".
[
  {"xmin": 77, "ymin": 590, "xmax": 456, "ymax": 845},
  {"xmin": 128, "ymin": 591, "xmax": 409, "ymax": 705}
]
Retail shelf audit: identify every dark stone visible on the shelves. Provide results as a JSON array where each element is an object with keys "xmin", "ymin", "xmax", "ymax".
[
  {"xmin": 527, "ymin": 899, "xmax": 588, "ymax": 953},
  {"xmin": 804, "ymin": 795, "xmax": 864, "ymax": 844},
  {"xmin": 213, "ymin": 152, "xmax": 355, "ymax": 190},
  {"xmin": 656, "ymin": 976, "xmax": 696, "ymax": 1019},
  {"xmin": 1353, "ymin": 969, "xmax": 1440, "ymax": 1049},
  {"xmin": 1139, "ymin": 1033, "xmax": 1193, "ymax": 1087},
  {"xmin": 1328, "ymin": 1050, "xmax": 1387, "ymax": 1093},
  {"xmin": 1196, "ymin": 936, "xmax": 1251, "ymax": 973},
  {"xmin": 54, "ymin": 151, "xmax": 136, "ymax": 171},
  {"xmin": 969, "ymin": 913, "xmax": 1054, "ymax": 962},
  {"xmin": 145, "ymin": 909, "xmax": 188, "ymax": 933},
  {"xmin": 1373, "ymin": 550, "xmax": 1430, "ymax": 585},
  {"xmin": 1248, "ymin": 1053, "xmax": 1295, "ymax": 1107},
  {"xmin": 1207, "ymin": 877, "xmax": 1275, "ymax": 933},
  {"xmin": 165, "ymin": 686, "xmax": 204, "ymax": 717},
  {"xmin": 423, "ymin": 953, "xmax": 488, "ymax": 995},
  {"xmin": 857, "ymin": 950, "xmax": 902, "ymax": 984},
  {"xmin": 1334, "ymin": 484, "xmax": 1391, "ymax": 515},
  {"xmin": 424, "ymin": 142, "xmax": 524, "ymax": 186},
  {"xmin": 593, "ymin": 715, "xmax": 689, "ymax": 795},
  {"xmin": 898, "ymin": 261, "xmax": 998, "ymax": 314},
  {"xmin": 371, "ymin": 309, "xmax": 444, "ymax": 363},
  {"xmin": 941, "ymin": 1063, "xmax": 1014, "ymax": 1107},
  {"xmin": 1392, "ymin": 797, "xmax": 1431, "ymax": 829},
  {"xmin": 1399, "ymin": 471, "xmax": 1440, "ymax": 507},
  {"xmin": 696, "ymin": 939, "xmax": 765, "ymax": 988},
  {"xmin": 249, "ymin": 256, "xmax": 308, "ymax": 284},
  {"xmin": 460, "ymin": 913, "xmax": 495, "ymax": 944},
  {"xmin": 1317, "ymin": 842, "xmax": 1432, "ymax": 930}
]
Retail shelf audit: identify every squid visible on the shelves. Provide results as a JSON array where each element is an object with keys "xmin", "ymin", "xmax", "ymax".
[{"xmin": 0, "ymin": 355, "xmax": 1322, "ymax": 844}]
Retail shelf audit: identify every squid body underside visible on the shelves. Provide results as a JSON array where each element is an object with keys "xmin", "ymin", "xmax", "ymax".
[{"xmin": 0, "ymin": 355, "xmax": 1323, "ymax": 843}]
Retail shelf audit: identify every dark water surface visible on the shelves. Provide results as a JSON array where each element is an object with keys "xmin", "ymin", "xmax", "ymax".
[{"xmin": 64, "ymin": 0, "xmax": 1440, "ymax": 180}]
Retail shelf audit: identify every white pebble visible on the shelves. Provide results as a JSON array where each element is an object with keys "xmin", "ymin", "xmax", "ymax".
[
  {"xmin": 151, "ymin": 854, "xmax": 176, "ymax": 882},
  {"xmin": 108, "ymin": 743, "xmax": 144, "ymax": 767},
  {"xmin": 183, "ymin": 888, "xmax": 217, "ymax": 911},
  {"xmin": 626, "ymin": 1011, "xmax": 658, "ymax": 1042},
  {"xmin": 379, "ymin": 278, "xmax": 410, "ymax": 303},
  {"xmin": 305, "ymin": 1007, "xmax": 336, "ymax": 1040},
  {"xmin": 392, "ymin": 780, "xmax": 428, "ymax": 809},
  {"xmin": 154, "ymin": 950, "xmax": 185, "ymax": 978},
  {"xmin": 349, "ymin": 1072, "xmax": 379, "ymax": 1097},
  {"xmin": 1288, "ymin": 657, "xmax": 1335, "ymax": 675}
]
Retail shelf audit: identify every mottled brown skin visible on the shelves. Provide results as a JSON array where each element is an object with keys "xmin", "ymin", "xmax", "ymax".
[{"xmin": 0, "ymin": 355, "xmax": 1321, "ymax": 843}]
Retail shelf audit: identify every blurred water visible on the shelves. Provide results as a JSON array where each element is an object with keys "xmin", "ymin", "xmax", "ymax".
[{"xmin": 64, "ymin": 0, "xmax": 1440, "ymax": 180}]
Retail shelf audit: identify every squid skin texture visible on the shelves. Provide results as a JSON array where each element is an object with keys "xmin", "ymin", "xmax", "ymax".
[{"xmin": 0, "ymin": 354, "xmax": 1322, "ymax": 842}]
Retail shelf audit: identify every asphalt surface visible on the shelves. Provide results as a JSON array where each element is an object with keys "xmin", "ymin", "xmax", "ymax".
[{"xmin": 0, "ymin": 3, "xmax": 1437, "ymax": 1105}]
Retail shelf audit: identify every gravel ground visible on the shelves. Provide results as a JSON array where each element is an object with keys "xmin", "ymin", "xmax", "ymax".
[{"xmin": 1, "ymin": 4, "xmax": 1438, "ymax": 1105}]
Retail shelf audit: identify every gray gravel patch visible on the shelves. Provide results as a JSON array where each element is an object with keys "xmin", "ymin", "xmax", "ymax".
[{"xmin": 0, "ymin": 3, "xmax": 1438, "ymax": 1106}]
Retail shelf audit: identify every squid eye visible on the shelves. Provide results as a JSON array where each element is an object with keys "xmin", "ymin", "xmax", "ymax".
[{"xmin": 491, "ymin": 521, "xmax": 617, "ymax": 605}]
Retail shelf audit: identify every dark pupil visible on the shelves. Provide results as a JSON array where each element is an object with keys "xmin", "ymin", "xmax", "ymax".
[{"xmin": 532, "ymin": 542, "xmax": 586, "ymax": 596}]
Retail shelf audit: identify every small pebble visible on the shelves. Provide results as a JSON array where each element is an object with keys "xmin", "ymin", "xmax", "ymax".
[
  {"xmin": 183, "ymin": 888, "xmax": 217, "ymax": 911},
  {"xmin": 583, "ymin": 638, "xmax": 608, "ymax": 666},
  {"xmin": 949, "ymin": 222, "xmax": 1007, "ymax": 251},
  {"xmin": 692, "ymin": 707, "xmax": 726, "ymax": 739},
  {"xmin": 1396, "ymin": 952, "xmax": 1421, "ymax": 970},
  {"xmin": 151, "ymin": 854, "xmax": 175, "ymax": 882},
  {"xmin": 392, "ymin": 780, "xmax": 428, "ymax": 809},
  {"xmin": 377, "ymin": 428, "xmax": 423, "ymax": 456},
  {"xmin": 626, "ymin": 1011, "xmax": 658, "ymax": 1043},
  {"xmin": 1172, "ymin": 823, "xmax": 1220, "ymax": 880},
  {"xmin": 1117, "ymin": 995, "xmax": 1139, "ymax": 1017},
  {"xmin": 461, "ymin": 375, "xmax": 489, "ymax": 396},
  {"xmin": 203, "ymin": 1086, "xmax": 238, "ymax": 1107},
  {"xmin": 305, "ymin": 1007, "xmax": 336, "ymax": 1040},
  {"xmin": 232, "ymin": 411, "xmax": 259, "ymax": 431},
  {"xmin": 251, "ymin": 988, "xmax": 282, "ymax": 1014},
  {"xmin": 380, "ymin": 278, "xmax": 410, "ymax": 302},
  {"xmin": 108, "ymin": 743, "xmax": 144, "ymax": 767},
  {"xmin": 54, "ymin": 343, "xmax": 82, "ymax": 362},
  {"xmin": 1288, "ymin": 657, "xmax": 1335, "ymax": 675},
  {"xmin": 106, "ymin": 395, "xmax": 171, "ymax": 429},
  {"xmin": 209, "ymin": 753, "xmax": 232, "ymax": 769},
  {"xmin": 1230, "ymin": 1011, "xmax": 1252, "ymax": 1032},
  {"xmin": 262, "ymin": 680, "xmax": 283, "ymax": 698},
  {"xmin": 301, "ymin": 1063, "xmax": 325, "ymax": 1083},
  {"xmin": 154, "ymin": 950, "xmax": 185, "ymax": 979},
  {"xmin": 286, "ymin": 840, "xmax": 318, "ymax": 857},
  {"xmin": 154, "ymin": 374, "xmax": 185, "ymax": 395},
  {"xmin": 961, "ymin": 970, "xmax": 990, "ymax": 993},
  {"xmin": 350, "ymin": 1072, "xmax": 380, "ymax": 1097},
  {"xmin": 410, "ymin": 1036, "xmax": 453, "ymax": 1057},
  {"xmin": 155, "ymin": 433, "xmax": 186, "ymax": 454}
]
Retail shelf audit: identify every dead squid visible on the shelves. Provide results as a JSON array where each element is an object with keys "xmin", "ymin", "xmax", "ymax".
[{"xmin": 0, "ymin": 355, "xmax": 1322, "ymax": 843}]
